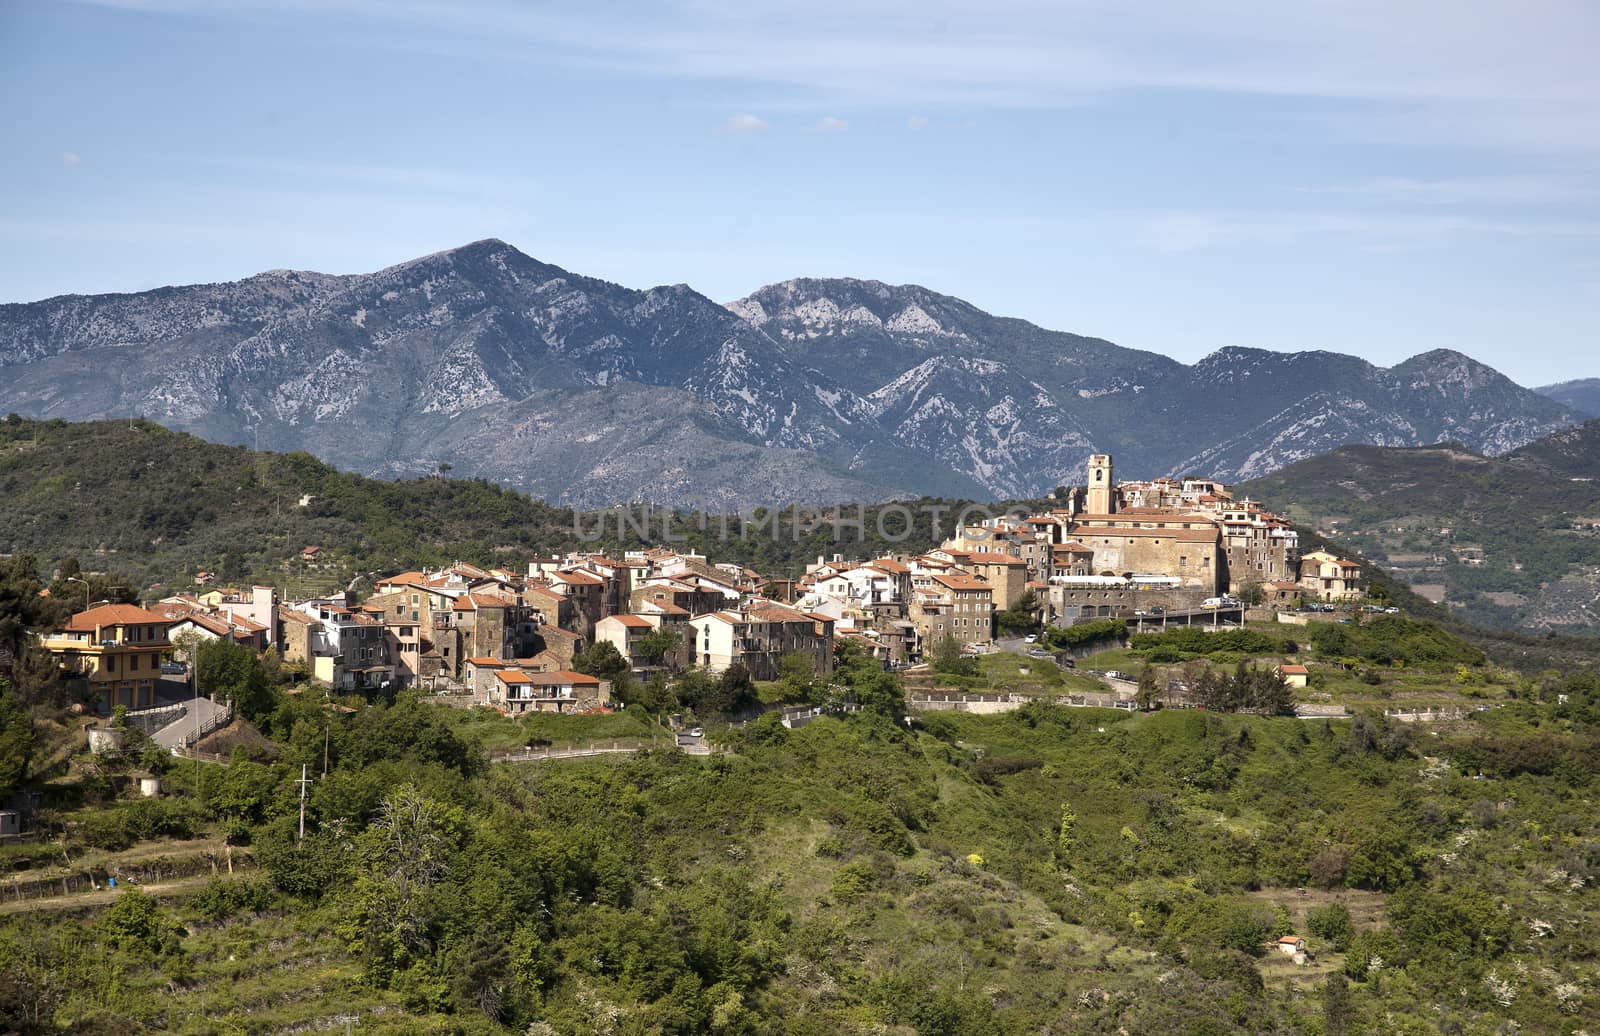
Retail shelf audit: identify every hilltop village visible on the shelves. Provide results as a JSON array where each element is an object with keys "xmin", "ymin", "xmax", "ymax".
[{"xmin": 32, "ymin": 454, "xmax": 1367, "ymax": 717}]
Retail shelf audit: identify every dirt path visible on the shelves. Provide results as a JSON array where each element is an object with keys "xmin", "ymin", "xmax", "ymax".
[{"xmin": 0, "ymin": 869, "xmax": 246, "ymax": 916}]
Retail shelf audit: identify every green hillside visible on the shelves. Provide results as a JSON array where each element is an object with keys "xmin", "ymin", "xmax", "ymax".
[
  {"xmin": 5, "ymin": 677, "xmax": 1599, "ymax": 1033},
  {"xmin": 1242, "ymin": 426, "xmax": 1600, "ymax": 633},
  {"xmin": 0, "ymin": 416, "xmax": 994, "ymax": 592}
]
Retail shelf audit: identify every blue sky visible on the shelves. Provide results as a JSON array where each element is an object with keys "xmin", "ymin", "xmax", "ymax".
[{"xmin": 3, "ymin": 0, "xmax": 1597, "ymax": 386}]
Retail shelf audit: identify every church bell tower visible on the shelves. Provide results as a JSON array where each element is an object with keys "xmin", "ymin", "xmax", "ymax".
[{"xmin": 1087, "ymin": 454, "xmax": 1114, "ymax": 514}]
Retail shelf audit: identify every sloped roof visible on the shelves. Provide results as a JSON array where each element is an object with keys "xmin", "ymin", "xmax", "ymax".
[
  {"xmin": 528, "ymin": 670, "xmax": 601, "ymax": 686},
  {"xmin": 932, "ymin": 573, "xmax": 992, "ymax": 592},
  {"xmin": 453, "ymin": 592, "xmax": 516, "ymax": 612},
  {"xmin": 552, "ymin": 570, "xmax": 605, "ymax": 586},
  {"xmin": 963, "ymin": 551, "xmax": 1027, "ymax": 565},
  {"xmin": 62, "ymin": 604, "xmax": 176, "ymax": 632}
]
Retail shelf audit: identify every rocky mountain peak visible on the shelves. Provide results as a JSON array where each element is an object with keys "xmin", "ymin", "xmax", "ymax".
[{"xmin": 0, "ymin": 240, "xmax": 1584, "ymax": 506}]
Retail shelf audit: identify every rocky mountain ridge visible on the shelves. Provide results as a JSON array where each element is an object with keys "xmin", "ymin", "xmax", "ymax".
[
  {"xmin": 0, "ymin": 239, "xmax": 1582, "ymax": 507},
  {"xmin": 1537, "ymin": 378, "xmax": 1600, "ymax": 418}
]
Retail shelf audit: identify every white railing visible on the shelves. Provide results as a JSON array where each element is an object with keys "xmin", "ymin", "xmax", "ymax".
[{"xmin": 174, "ymin": 700, "xmax": 235, "ymax": 750}]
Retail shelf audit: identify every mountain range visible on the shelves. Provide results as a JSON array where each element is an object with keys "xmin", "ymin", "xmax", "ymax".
[
  {"xmin": 0, "ymin": 238, "xmax": 1586, "ymax": 508},
  {"xmin": 1536, "ymin": 378, "xmax": 1600, "ymax": 418}
]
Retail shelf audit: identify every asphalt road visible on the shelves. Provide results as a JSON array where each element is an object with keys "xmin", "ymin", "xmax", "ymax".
[{"xmin": 150, "ymin": 693, "xmax": 229, "ymax": 751}]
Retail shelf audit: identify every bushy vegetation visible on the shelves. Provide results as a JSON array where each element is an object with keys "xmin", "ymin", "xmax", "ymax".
[
  {"xmin": 1241, "ymin": 436, "xmax": 1600, "ymax": 632},
  {"xmin": 1130, "ymin": 626, "xmax": 1301, "ymax": 662},
  {"xmin": 1044, "ymin": 618, "xmax": 1126, "ymax": 650},
  {"xmin": 1309, "ymin": 614, "xmax": 1485, "ymax": 669},
  {"xmin": 0, "ymin": 417, "xmax": 1034, "ymax": 591},
  {"xmin": 3, "ymin": 670, "xmax": 1597, "ymax": 1032}
]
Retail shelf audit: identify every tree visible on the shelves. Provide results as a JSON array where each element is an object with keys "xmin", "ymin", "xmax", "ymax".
[
  {"xmin": 700, "ymin": 663, "xmax": 757, "ymax": 716},
  {"xmin": 197, "ymin": 637, "xmax": 276, "ymax": 721},
  {"xmin": 621, "ymin": 670, "xmax": 672, "ymax": 713},
  {"xmin": 452, "ymin": 927, "xmax": 511, "ymax": 1022},
  {"xmin": 1307, "ymin": 902, "xmax": 1354, "ymax": 951},
  {"xmin": 1135, "ymin": 664, "xmax": 1160, "ymax": 711},
  {"xmin": 97, "ymin": 888, "xmax": 175, "ymax": 955},
  {"xmin": 994, "ymin": 590, "xmax": 1040, "ymax": 637},
  {"xmin": 776, "ymin": 651, "xmax": 818, "ymax": 703},
  {"xmin": 633, "ymin": 627, "xmax": 686, "ymax": 672},
  {"xmin": 672, "ymin": 669, "xmax": 717, "ymax": 712},
  {"xmin": 1056, "ymin": 803, "xmax": 1076, "ymax": 867},
  {"xmin": 0, "ymin": 679, "xmax": 35, "ymax": 802},
  {"xmin": 832, "ymin": 640, "xmax": 905, "ymax": 719},
  {"xmin": 1323, "ymin": 973, "xmax": 1353, "ymax": 1036},
  {"xmin": 930, "ymin": 635, "xmax": 979, "ymax": 678},
  {"xmin": 1346, "ymin": 829, "xmax": 1419, "ymax": 891},
  {"xmin": 571, "ymin": 641, "xmax": 630, "ymax": 684},
  {"xmin": 341, "ymin": 784, "xmax": 459, "ymax": 982}
]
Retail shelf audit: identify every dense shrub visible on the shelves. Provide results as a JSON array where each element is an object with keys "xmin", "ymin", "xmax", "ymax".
[
  {"xmin": 1047, "ymin": 618, "xmax": 1126, "ymax": 649},
  {"xmin": 1130, "ymin": 628, "xmax": 1299, "ymax": 658}
]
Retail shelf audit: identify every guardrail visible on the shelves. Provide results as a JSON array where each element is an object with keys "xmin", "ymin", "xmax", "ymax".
[
  {"xmin": 489, "ymin": 739, "xmax": 662, "ymax": 763},
  {"xmin": 907, "ymin": 690, "xmax": 1126, "ymax": 713},
  {"xmin": 174, "ymin": 700, "xmax": 235, "ymax": 750}
]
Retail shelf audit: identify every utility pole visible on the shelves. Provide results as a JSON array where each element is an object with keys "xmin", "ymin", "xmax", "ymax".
[{"xmin": 296, "ymin": 763, "xmax": 313, "ymax": 843}]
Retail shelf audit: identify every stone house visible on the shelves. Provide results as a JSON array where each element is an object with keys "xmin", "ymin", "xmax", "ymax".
[
  {"xmin": 908, "ymin": 572, "xmax": 994, "ymax": 652},
  {"xmin": 489, "ymin": 669, "xmax": 609, "ymax": 714}
]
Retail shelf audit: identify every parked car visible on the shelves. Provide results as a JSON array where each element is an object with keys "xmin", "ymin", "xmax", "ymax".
[
  {"xmin": 1055, "ymin": 656, "xmax": 1077, "ymax": 669},
  {"xmin": 1027, "ymin": 649, "xmax": 1052, "ymax": 659},
  {"xmin": 1024, "ymin": 633, "xmax": 1037, "ymax": 643},
  {"xmin": 160, "ymin": 661, "xmax": 186, "ymax": 675},
  {"xmin": 688, "ymin": 727, "xmax": 704, "ymax": 738}
]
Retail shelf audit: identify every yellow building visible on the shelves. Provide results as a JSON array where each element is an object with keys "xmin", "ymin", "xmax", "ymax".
[{"xmin": 40, "ymin": 604, "xmax": 177, "ymax": 712}]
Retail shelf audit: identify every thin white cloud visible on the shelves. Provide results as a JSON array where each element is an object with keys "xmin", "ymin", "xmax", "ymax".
[
  {"xmin": 1132, "ymin": 208, "xmax": 1600, "ymax": 252},
  {"xmin": 63, "ymin": 1, "xmax": 1600, "ymax": 159},
  {"xmin": 814, "ymin": 115, "xmax": 847, "ymax": 131},
  {"xmin": 60, "ymin": 152, "xmax": 82, "ymax": 168},
  {"xmin": 1300, "ymin": 174, "xmax": 1593, "ymax": 206},
  {"xmin": 907, "ymin": 114, "xmax": 929, "ymax": 130},
  {"xmin": 716, "ymin": 113, "xmax": 769, "ymax": 134}
]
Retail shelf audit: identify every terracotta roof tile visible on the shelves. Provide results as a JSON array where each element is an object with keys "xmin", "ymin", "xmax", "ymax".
[{"xmin": 62, "ymin": 604, "xmax": 177, "ymax": 632}]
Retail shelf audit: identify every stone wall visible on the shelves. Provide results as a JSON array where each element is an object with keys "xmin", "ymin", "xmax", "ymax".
[{"xmin": 1046, "ymin": 585, "xmax": 1210, "ymax": 622}]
